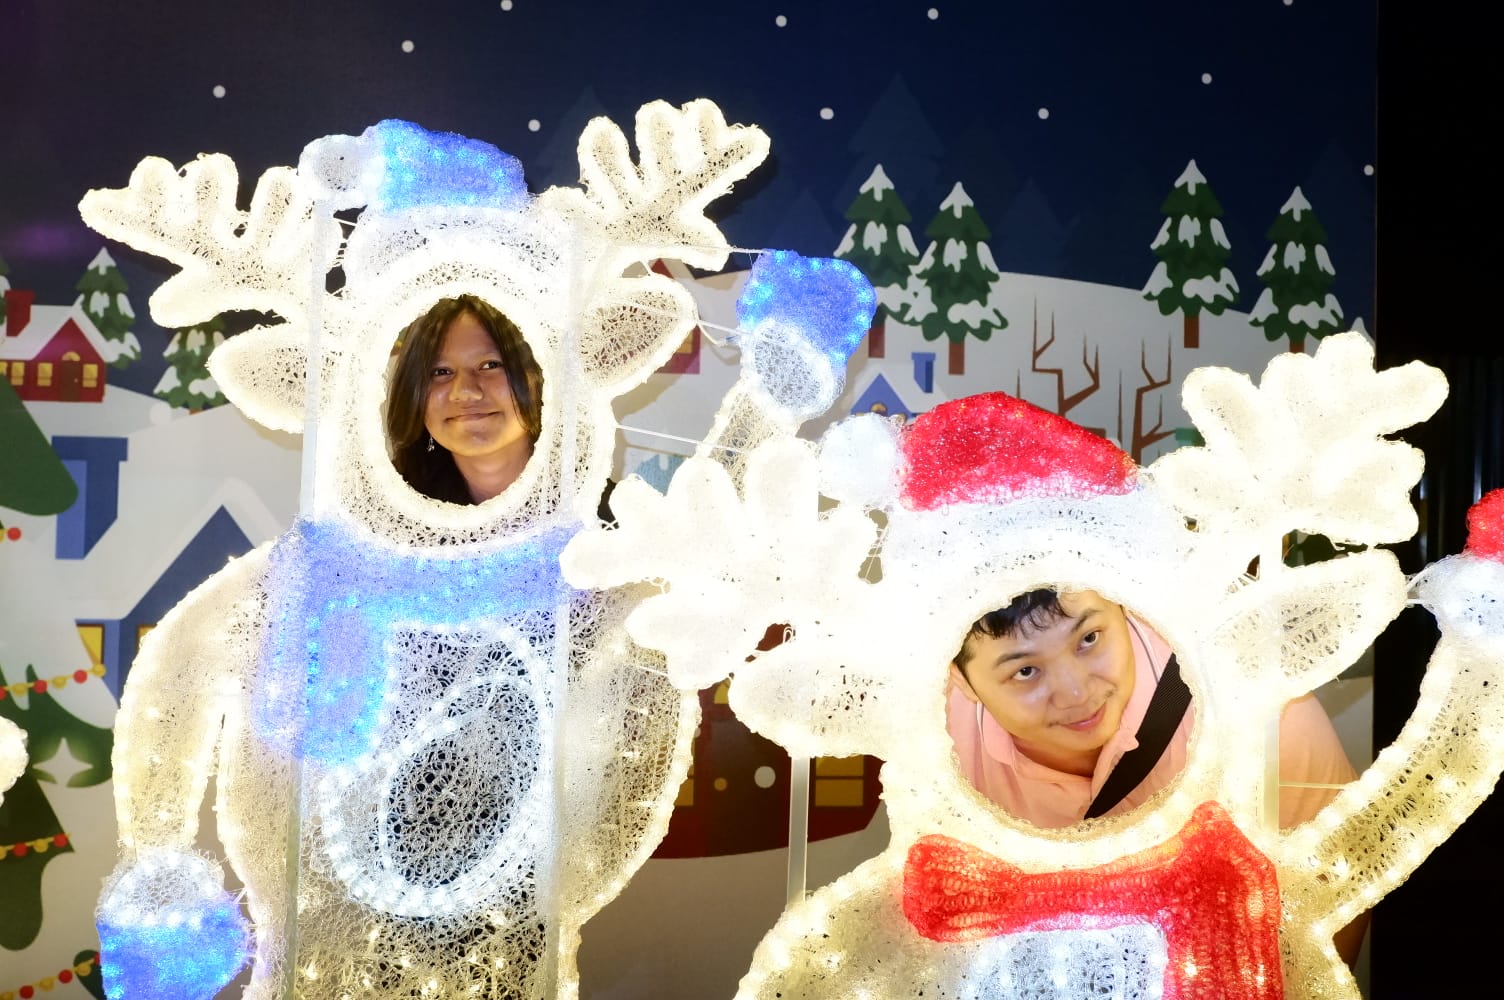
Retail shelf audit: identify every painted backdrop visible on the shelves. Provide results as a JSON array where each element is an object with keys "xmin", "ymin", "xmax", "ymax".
[{"xmin": 1, "ymin": 3, "xmax": 1381, "ymax": 998}]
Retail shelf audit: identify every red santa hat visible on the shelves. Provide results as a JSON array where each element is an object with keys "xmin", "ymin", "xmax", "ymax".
[{"xmin": 899, "ymin": 392, "xmax": 1139, "ymax": 511}]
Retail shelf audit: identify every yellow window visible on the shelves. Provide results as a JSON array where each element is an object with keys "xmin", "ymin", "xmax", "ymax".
[
  {"xmin": 813, "ymin": 756, "xmax": 867, "ymax": 807},
  {"xmin": 83, "ymin": 363, "xmax": 99, "ymax": 388},
  {"xmin": 38, "ymin": 362, "xmax": 53, "ymax": 387},
  {"xmin": 76, "ymin": 624, "xmax": 106, "ymax": 669},
  {"xmin": 8, "ymin": 361, "xmax": 21, "ymax": 385}
]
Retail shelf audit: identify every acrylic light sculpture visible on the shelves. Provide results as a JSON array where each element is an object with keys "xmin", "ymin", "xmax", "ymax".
[
  {"xmin": 80, "ymin": 101, "xmax": 871, "ymax": 1000},
  {"xmin": 0, "ymin": 715, "xmax": 25, "ymax": 807},
  {"xmin": 563, "ymin": 331, "xmax": 1504, "ymax": 999}
]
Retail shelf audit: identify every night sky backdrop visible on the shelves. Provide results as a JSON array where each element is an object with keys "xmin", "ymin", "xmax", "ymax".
[{"xmin": 3, "ymin": 0, "xmax": 1376, "ymax": 375}]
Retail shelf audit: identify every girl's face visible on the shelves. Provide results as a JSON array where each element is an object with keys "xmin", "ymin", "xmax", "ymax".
[{"xmin": 422, "ymin": 312, "xmax": 531, "ymax": 465}]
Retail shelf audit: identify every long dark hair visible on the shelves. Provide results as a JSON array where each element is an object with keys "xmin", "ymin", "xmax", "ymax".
[{"xmin": 386, "ymin": 295, "xmax": 544, "ymax": 504}]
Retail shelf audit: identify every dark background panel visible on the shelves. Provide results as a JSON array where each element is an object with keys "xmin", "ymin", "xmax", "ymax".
[{"xmin": 1371, "ymin": 1, "xmax": 1502, "ymax": 995}]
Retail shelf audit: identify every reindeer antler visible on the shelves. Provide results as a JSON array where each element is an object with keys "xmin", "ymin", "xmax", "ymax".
[
  {"xmin": 537, "ymin": 99, "xmax": 770, "ymax": 273},
  {"xmin": 79, "ymin": 154, "xmax": 339, "ymax": 330}
]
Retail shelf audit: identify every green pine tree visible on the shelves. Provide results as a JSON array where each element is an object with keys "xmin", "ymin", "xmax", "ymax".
[
  {"xmin": 75, "ymin": 248, "xmax": 140, "ymax": 368},
  {"xmin": 0, "ymin": 663, "xmax": 112, "ymax": 950},
  {"xmin": 1249, "ymin": 187, "xmax": 1345, "ymax": 354},
  {"xmin": 0, "ymin": 379, "xmax": 78, "ymax": 525},
  {"xmin": 156, "ymin": 314, "xmax": 228, "ymax": 411},
  {"xmin": 835, "ymin": 165, "xmax": 921, "ymax": 358},
  {"xmin": 900, "ymin": 182, "xmax": 1008, "ymax": 376},
  {"xmin": 1142, "ymin": 159, "xmax": 1238, "ymax": 349}
]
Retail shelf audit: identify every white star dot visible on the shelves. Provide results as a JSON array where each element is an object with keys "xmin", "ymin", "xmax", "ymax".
[
  {"xmin": 528, "ymin": 119, "xmax": 541, "ymax": 133},
  {"xmin": 1038, "ymin": 107, "xmax": 1050, "ymax": 120},
  {"xmin": 401, "ymin": 40, "xmax": 415, "ymax": 53},
  {"xmin": 501, "ymin": 0, "xmax": 514, "ymax": 10},
  {"xmin": 775, "ymin": 14, "xmax": 787, "ymax": 27},
  {"xmin": 212, "ymin": 84, "xmax": 226, "ymax": 99},
  {"xmin": 1364, "ymin": 164, "xmax": 1375, "ymax": 176},
  {"xmin": 819, "ymin": 107, "xmax": 834, "ymax": 120},
  {"xmin": 1201, "ymin": 72, "xmax": 1213, "ymax": 84},
  {"xmin": 928, "ymin": 7, "xmax": 940, "ymax": 19}
]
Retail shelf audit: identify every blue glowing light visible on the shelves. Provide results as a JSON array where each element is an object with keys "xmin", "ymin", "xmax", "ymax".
[
  {"xmin": 253, "ymin": 519, "xmax": 572, "ymax": 763},
  {"xmin": 368, "ymin": 119, "xmax": 528, "ymax": 213},
  {"xmin": 735, "ymin": 249, "xmax": 877, "ymax": 374},
  {"xmin": 98, "ymin": 896, "xmax": 251, "ymax": 1000}
]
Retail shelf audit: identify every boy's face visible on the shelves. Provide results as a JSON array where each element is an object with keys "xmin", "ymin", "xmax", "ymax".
[{"xmin": 949, "ymin": 590, "xmax": 1136, "ymax": 777}]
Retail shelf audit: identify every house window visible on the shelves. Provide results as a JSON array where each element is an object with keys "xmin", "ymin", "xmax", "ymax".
[
  {"xmin": 812, "ymin": 755, "xmax": 867, "ymax": 807},
  {"xmin": 8, "ymin": 361, "xmax": 21, "ymax": 385},
  {"xmin": 76, "ymin": 624, "xmax": 106, "ymax": 670},
  {"xmin": 38, "ymin": 362, "xmax": 53, "ymax": 387},
  {"xmin": 83, "ymin": 363, "xmax": 99, "ymax": 388}
]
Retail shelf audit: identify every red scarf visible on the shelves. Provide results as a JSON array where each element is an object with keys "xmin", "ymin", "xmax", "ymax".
[{"xmin": 902, "ymin": 802, "xmax": 1283, "ymax": 999}]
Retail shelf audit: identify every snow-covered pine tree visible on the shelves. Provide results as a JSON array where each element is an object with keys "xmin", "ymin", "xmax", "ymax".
[
  {"xmin": 1142, "ymin": 160, "xmax": 1238, "ymax": 349},
  {"xmin": 835, "ymin": 165, "xmax": 921, "ymax": 359},
  {"xmin": 156, "ymin": 315, "xmax": 228, "ymax": 411},
  {"xmin": 1249, "ymin": 187, "xmax": 1344, "ymax": 354},
  {"xmin": 900, "ymin": 182, "xmax": 1007, "ymax": 376},
  {"xmin": 75, "ymin": 248, "xmax": 140, "ymax": 368}
]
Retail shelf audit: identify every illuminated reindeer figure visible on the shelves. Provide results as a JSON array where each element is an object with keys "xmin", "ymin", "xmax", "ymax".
[
  {"xmin": 81, "ymin": 101, "xmax": 870, "ymax": 1000},
  {"xmin": 563, "ymin": 332, "xmax": 1504, "ymax": 1000}
]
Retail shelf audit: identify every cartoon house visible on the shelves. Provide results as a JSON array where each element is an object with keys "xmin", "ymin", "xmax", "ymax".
[
  {"xmin": 849, "ymin": 361, "xmax": 937, "ymax": 423},
  {"xmin": 27, "ymin": 393, "xmax": 299, "ymax": 699},
  {"xmin": 656, "ymin": 674, "xmax": 884, "ymax": 859},
  {"xmin": 1, "ymin": 290, "xmax": 111, "ymax": 403}
]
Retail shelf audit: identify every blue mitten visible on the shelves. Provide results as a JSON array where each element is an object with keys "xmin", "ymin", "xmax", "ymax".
[{"xmin": 97, "ymin": 850, "xmax": 251, "ymax": 1000}]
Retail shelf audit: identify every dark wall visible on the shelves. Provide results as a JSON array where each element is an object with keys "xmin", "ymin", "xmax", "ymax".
[{"xmin": 1370, "ymin": 2, "xmax": 1503, "ymax": 995}]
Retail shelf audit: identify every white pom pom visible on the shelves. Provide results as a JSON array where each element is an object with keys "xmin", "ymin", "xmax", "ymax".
[
  {"xmin": 297, "ymin": 132, "xmax": 384, "ymax": 209},
  {"xmin": 818, "ymin": 413, "xmax": 901, "ymax": 508}
]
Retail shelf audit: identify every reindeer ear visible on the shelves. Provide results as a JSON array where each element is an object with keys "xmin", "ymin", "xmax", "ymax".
[
  {"xmin": 577, "ymin": 272, "xmax": 697, "ymax": 393},
  {"xmin": 206, "ymin": 324, "xmax": 309, "ymax": 434}
]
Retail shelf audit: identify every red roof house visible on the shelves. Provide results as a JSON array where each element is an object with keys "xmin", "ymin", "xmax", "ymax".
[{"xmin": 2, "ymin": 289, "xmax": 110, "ymax": 403}]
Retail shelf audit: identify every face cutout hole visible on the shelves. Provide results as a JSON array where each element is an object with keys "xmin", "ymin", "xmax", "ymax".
[
  {"xmin": 946, "ymin": 588, "xmax": 1194, "ymax": 828},
  {"xmin": 384, "ymin": 295, "xmax": 544, "ymax": 506}
]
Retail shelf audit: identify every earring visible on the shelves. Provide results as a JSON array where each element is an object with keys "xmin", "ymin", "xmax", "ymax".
[{"xmin": 426, "ymin": 435, "xmax": 435, "ymax": 452}]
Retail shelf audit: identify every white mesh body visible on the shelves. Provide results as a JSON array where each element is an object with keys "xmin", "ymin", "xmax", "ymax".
[
  {"xmin": 564, "ymin": 333, "xmax": 1504, "ymax": 1000},
  {"xmin": 107, "ymin": 534, "xmax": 692, "ymax": 999},
  {"xmin": 84, "ymin": 100, "xmax": 776, "ymax": 999}
]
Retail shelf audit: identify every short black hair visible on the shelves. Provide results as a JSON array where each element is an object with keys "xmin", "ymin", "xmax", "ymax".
[{"xmin": 953, "ymin": 588, "xmax": 1066, "ymax": 674}]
